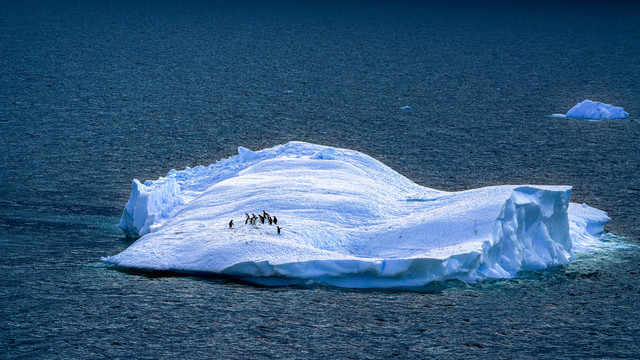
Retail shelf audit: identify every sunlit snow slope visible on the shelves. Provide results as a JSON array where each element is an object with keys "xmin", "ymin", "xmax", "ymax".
[{"xmin": 103, "ymin": 142, "xmax": 609, "ymax": 288}]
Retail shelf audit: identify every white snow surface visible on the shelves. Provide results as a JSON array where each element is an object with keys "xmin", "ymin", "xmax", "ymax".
[
  {"xmin": 104, "ymin": 142, "xmax": 610, "ymax": 288},
  {"xmin": 565, "ymin": 100, "xmax": 629, "ymax": 120}
]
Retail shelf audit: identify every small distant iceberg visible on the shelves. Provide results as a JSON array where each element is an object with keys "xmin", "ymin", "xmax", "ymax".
[
  {"xmin": 103, "ymin": 142, "xmax": 611, "ymax": 288},
  {"xmin": 553, "ymin": 100, "xmax": 629, "ymax": 120}
]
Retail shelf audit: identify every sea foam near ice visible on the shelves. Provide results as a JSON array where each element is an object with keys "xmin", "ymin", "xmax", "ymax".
[{"xmin": 104, "ymin": 142, "xmax": 610, "ymax": 288}]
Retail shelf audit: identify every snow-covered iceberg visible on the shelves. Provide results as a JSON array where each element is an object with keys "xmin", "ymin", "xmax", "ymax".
[
  {"xmin": 557, "ymin": 99, "xmax": 629, "ymax": 120},
  {"xmin": 103, "ymin": 142, "xmax": 610, "ymax": 288}
]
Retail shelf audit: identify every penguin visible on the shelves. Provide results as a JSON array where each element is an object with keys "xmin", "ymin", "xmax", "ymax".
[
  {"xmin": 273, "ymin": 216, "xmax": 278, "ymax": 225},
  {"xmin": 276, "ymin": 226, "xmax": 281, "ymax": 234},
  {"xmin": 245, "ymin": 213, "xmax": 249, "ymax": 224},
  {"xmin": 259, "ymin": 215, "xmax": 265, "ymax": 224},
  {"xmin": 268, "ymin": 216, "xmax": 273, "ymax": 225},
  {"xmin": 229, "ymin": 220, "xmax": 234, "ymax": 229},
  {"xmin": 262, "ymin": 210, "xmax": 267, "ymax": 218}
]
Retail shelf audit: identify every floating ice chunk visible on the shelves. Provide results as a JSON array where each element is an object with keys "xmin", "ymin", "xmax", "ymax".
[
  {"xmin": 565, "ymin": 100, "xmax": 629, "ymax": 120},
  {"xmin": 400, "ymin": 106, "xmax": 411, "ymax": 110},
  {"xmin": 105, "ymin": 142, "xmax": 611, "ymax": 288}
]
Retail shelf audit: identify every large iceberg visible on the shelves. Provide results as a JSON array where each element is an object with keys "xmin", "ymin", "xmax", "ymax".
[
  {"xmin": 557, "ymin": 99, "xmax": 629, "ymax": 120},
  {"xmin": 103, "ymin": 142, "xmax": 610, "ymax": 288}
]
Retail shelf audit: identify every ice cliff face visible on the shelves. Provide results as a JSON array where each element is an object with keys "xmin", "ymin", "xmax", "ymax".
[
  {"xmin": 104, "ymin": 142, "xmax": 609, "ymax": 288},
  {"xmin": 480, "ymin": 186, "xmax": 572, "ymax": 278},
  {"xmin": 119, "ymin": 178, "xmax": 183, "ymax": 237}
]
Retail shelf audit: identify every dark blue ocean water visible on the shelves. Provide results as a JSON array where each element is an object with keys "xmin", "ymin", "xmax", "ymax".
[{"xmin": 1, "ymin": 0, "xmax": 639, "ymax": 358}]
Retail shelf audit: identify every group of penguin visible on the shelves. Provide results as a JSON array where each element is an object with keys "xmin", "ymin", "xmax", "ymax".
[{"xmin": 228, "ymin": 210, "xmax": 281, "ymax": 234}]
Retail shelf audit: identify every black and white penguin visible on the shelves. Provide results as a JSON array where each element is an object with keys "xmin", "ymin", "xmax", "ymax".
[
  {"xmin": 259, "ymin": 215, "xmax": 265, "ymax": 224},
  {"xmin": 273, "ymin": 216, "xmax": 278, "ymax": 225},
  {"xmin": 229, "ymin": 220, "xmax": 234, "ymax": 229},
  {"xmin": 268, "ymin": 216, "xmax": 273, "ymax": 225},
  {"xmin": 276, "ymin": 226, "xmax": 281, "ymax": 234}
]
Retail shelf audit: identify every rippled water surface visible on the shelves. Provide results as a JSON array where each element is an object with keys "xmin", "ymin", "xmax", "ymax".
[{"xmin": 1, "ymin": 0, "xmax": 639, "ymax": 358}]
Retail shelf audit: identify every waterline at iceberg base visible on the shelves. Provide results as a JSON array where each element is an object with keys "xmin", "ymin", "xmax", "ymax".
[{"xmin": 102, "ymin": 142, "xmax": 610, "ymax": 288}]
